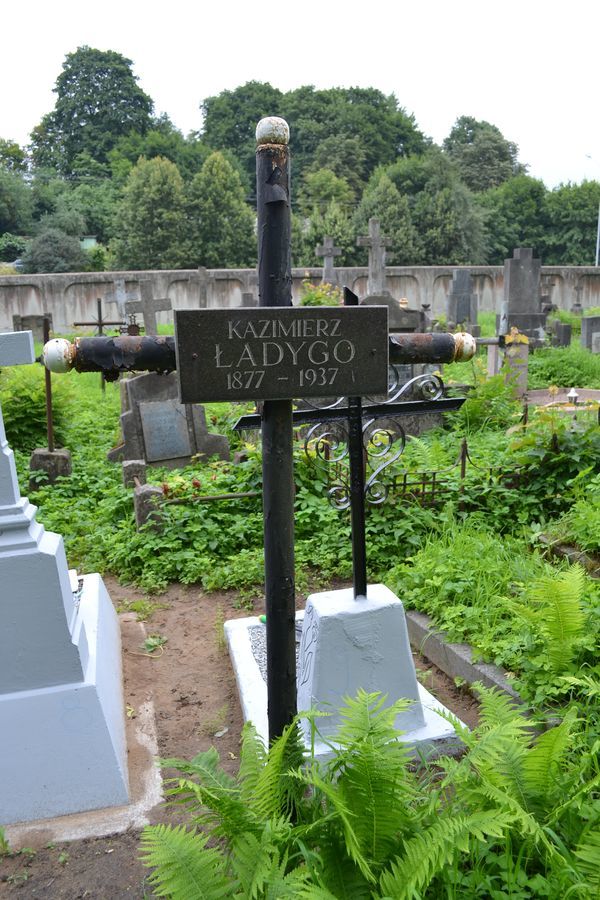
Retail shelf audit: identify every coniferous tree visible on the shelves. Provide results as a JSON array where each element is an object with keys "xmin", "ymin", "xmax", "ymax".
[
  {"xmin": 112, "ymin": 156, "xmax": 188, "ymax": 270},
  {"xmin": 185, "ymin": 152, "xmax": 255, "ymax": 268}
]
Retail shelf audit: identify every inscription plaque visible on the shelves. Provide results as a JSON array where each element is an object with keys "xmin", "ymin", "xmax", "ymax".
[
  {"xmin": 139, "ymin": 400, "xmax": 192, "ymax": 462},
  {"xmin": 175, "ymin": 307, "xmax": 389, "ymax": 403}
]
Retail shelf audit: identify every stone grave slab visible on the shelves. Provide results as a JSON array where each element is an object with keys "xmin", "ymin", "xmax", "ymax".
[
  {"xmin": 582, "ymin": 316, "xmax": 600, "ymax": 353},
  {"xmin": 225, "ymin": 590, "xmax": 461, "ymax": 761},
  {"xmin": 108, "ymin": 372, "xmax": 229, "ymax": 468},
  {"xmin": 139, "ymin": 400, "xmax": 192, "ymax": 462}
]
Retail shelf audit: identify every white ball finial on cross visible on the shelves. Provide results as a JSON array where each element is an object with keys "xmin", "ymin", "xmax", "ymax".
[{"xmin": 256, "ymin": 117, "xmax": 289, "ymax": 146}]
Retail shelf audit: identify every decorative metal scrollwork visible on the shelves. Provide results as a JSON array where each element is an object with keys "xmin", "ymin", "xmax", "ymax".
[{"xmin": 302, "ymin": 368, "xmax": 446, "ymax": 511}]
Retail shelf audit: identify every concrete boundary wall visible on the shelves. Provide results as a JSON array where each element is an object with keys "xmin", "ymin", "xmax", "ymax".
[{"xmin": 1, "ymin": 265, "xmax": 599, "ymax": 334}]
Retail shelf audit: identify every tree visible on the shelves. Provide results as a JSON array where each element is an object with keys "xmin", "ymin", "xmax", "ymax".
[
  {"xmin": 478, "ymin": 175, "xmax": 548, "ymax": 264},
  {"xmin": 443, "ymin": 115, "xmax": 526, "ymax": 192},
  {"xmin": 298, "ymin": 168, "xmax": 354, "ymax": 216},
  {"xmin": 386, "ymin": 150, "xmax": 486, "ymax": 263},
  {"xmin": 109, "ymin": 115, "xmax": 210, "ymax": 184},
  {"xmin": 201, "ymin": 81, "xmax": 284, "ymax": 189},
  {"xmin": 21, "ymin": 228, "xmax": 88, "ymax": 273},
  {"xmin": 112, "ymin": 156, "xmax": 188, "ymax": 270},
  {"xmin": 541, "ymin": 180, "xmax": 600, "ymax": 265},
  {"xmin": 293, "ymin": 200, "xmax": 356, "ymax": 268},
  {"xmin": 353, "ymin": 172, "xmax": 421, "ymax": 265},
  {"xmin": 0, "ymin": 139, "xmax": 27, "ymax": 174},
  {"xmin": 311, "ymin": 135, "xmax": 367, "ymax": 199},
  {"xmin": 184, "ymin": 152, "xmax": 256, "ymax": 268},
  {"xmin": 0, "ymin": 169, "xmax": 32, "ymax": 234},
  {"xmin": 52, "ymin": 180, "xmax": 119, "ymax": 244},
  {"xmin": 30, "ymin": 46, "xmax": 153, "ymax": 176}
]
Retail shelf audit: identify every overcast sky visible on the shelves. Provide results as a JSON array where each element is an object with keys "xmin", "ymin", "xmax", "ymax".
[{"xmin": 4, "ymin": 0, "xmax": 598, "ymax": 188}]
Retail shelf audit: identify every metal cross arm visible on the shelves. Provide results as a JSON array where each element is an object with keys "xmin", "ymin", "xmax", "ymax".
[{"xmin": 42, "ymin": 331, "xmax": 476, "ymax": 378}]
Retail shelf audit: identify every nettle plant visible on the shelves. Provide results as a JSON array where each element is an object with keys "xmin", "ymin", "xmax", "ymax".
[{"xmin": 141, "ymin": 689, "xmax": 600, "ymax": 899}]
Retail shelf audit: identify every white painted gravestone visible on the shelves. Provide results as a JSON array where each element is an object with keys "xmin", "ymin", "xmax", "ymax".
[{"xmin": 0, "ymin": 332, "xmax": 128, "ymax": 824}]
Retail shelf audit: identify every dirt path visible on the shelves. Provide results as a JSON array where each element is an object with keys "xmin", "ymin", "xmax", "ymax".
[{"xmin": 0, "ymin": 578, "xmax": 478, "ymax": 898}]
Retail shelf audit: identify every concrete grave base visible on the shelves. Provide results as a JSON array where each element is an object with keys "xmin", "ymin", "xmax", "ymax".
[
  {"xmin": 0, "ymin": 573, "xmax": 129, "ymax": 825},
  {"xmin": 225, "ymin": 584, "xmax": 461, "ymax": 760}
]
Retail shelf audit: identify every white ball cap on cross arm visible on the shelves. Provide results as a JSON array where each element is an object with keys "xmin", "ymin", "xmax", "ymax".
[
  {"xmin": 256, "ymin": 117, "xmax": 289, "ymax": 145},
  {"xmin": 43, "ymin": 338, "xmax": 75, "ymax": 373}
]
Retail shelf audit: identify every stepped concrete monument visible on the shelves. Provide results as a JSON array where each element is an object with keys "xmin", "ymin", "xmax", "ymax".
[{"xmin": 0, "ymin": 332, "xmax": 128, "ymax": 824}]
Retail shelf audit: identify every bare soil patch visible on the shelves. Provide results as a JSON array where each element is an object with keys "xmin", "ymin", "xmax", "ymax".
[{"xmin": 1, "ymin": 578, "xmax": 478, "ymax": 898}]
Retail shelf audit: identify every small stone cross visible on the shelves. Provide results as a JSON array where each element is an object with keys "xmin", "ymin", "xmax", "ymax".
[
  {"xmin": 124, "ymin": 283, "xmax": 172, "ymax": 336},
  {"xmin": 104, "ymin": 277, "xmax": 139, "ymax": 319},
  {"xmin": 357, "ymin": 218, "xmax": 391, "ymax": 296},
  {"xmin": 0, "ymin": 332, "xmax": 35, "ymax": 509},
  {"xmin": 315, "ymin": 236, "xmax": 342, "ymax": 285}
]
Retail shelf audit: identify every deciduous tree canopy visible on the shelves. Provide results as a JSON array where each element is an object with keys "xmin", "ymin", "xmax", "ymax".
[{"xmin": 30, "ymin": 46, "xmax": 154, "ymax": 176}]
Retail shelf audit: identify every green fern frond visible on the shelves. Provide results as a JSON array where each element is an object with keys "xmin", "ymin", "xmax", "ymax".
[
  {"xmin": 378, "ymin": 810, "xmax": 515, "ymax": 898},
  {"xmin": 231, "ymin": 819, "xmax": 296, "ymax": 898},
  {"xmin": 573, "ymin": 829, "xmax": 600, "ymax": 887},
  {"xmin": 313, "ymin": 834, "xmax": 374, "ymax": 899},
  {"xmin": 253, "ymin": 719, "xmax": 306, "ymax": 821},
  {"xmin": 140, "ymin": 823, "xmax": 234, "ymax": 899},
  {"xmin": 298, "ymin": 763, "xmax": 371, "ymax": 881},
  {"xmin": 521, "ymin": 708, "xmax": 577, "ymax": 811},
  {"xmin": 528, "ymin": 566, "xmax": 586, "ymax": 672},
  {"xmin": 160, "ymin": 748, "xmax": 255, "ymax": 841},
  {"xmin": 475, "ymin": 685, "xmax": 530, "ymax": 734},
  {"xmin": 332, "ymin": 690, "xmax": 412, "ymax": 751},
  {"xmin": 238, "ymin": 721, "xmax": 267, "ymax": 804}
]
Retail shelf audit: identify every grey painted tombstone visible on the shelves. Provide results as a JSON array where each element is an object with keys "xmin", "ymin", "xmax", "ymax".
[
  {"xmin": 497, "ymin": 248, "xmax": 547, "ymax": 344},
  {"xmin": 315, "ymin": 236, "xmax": 342, "ymax": 285},
  {"xmin": 446, "ymin": 270, "xmax": 478, "ymax": 333},
  {"xmin": 357, "ymin": 218, "xmax": 391, "ymax": 297},
  {"xmin": 108, "ymin": 371, "xmax": 229, "ymax": 468},
  {"xmin": 125, "ymin": 282, "xmax": 172, "ymax": 335},
  {"xmin": 0, "ymin": 332, "xmax": 128, "ymax": 823},
  {"xmin": 581, "ymin": 316, "xmax": 600, "ymax": 353}
]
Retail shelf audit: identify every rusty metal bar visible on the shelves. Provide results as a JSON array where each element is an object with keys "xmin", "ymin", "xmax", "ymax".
[
  {"xmin": 43, "ymin": 331, "xmax": 475, "ymax": 377},
  {"xmin": 43, "ymin": 317, "xmax": 55, "ymax": 452}
]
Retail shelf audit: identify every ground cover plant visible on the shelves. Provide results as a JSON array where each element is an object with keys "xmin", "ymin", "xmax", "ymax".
[
  {"xmin": 2, "ymin": 346, "xmax": 599, "ymax": 897},
  {"xmin": 141, "ymin": 689, "xmax": 600, "ymax": 899}
]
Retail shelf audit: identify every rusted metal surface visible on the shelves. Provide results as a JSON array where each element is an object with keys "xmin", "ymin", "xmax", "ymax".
[
  {"xmin": 43, "ymin": 317, "xmax": 55, "ymax": 452},
  {"xmin": 71, "ymin": 335, "xmax": 176, "ymax": 379},
  {"xmin": 45, "ymin": 331, "xmax": 476, "ymax": 376},
  {"xmin": 389, "ymin": 332, "xmax": 476, "ymax": 365}
]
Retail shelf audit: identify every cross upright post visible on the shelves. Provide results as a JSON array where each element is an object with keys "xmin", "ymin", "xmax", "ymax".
[
  {"xmin": 315, "ymin": 235, "xmax": 342, "ymax": 285},
  {"xmin": 125, "ymin": 283, "xmax": 172, "ymax": 336},
  {"xmin": 357, "ymin": 217, "xmax": 391, "ymax": 296},
  {"xmin": 255, "ymin": 116, "xmax": 296, "ymax": 743}
]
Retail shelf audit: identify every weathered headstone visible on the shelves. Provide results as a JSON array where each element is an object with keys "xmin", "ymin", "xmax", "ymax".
[
  {"xmin": 551, "ymin": 320, "xmax": 572, "ymax": 348},
  {"xmin": 0, "ymin": 332, "xmax": 128, "ymax": 824},
  {"xmin": 361, "ymin": 294, "xmax": 424, "ymax": 332},
  {"xmin": 446, "ymin": 269, "xmax": 479, "ymax": 334},
  {"xmin": 497, "ymin": 248, "xmax": 547, "ymax": 344},
  {"xmin": 108, "ymin": 371, "xmax": 229, "ymax": 468},
  {"xmin": 12, "ymin": 314, "xmax": 52, "ymax": 343},
  {"xmin": 581, "ymin": 316, "xmax": 600, "ymax": 353},
  {"xmin": 315, "ymin": 235, "xmax": 342, "ymax": 285},
  {"xmin": 125, "ymin": 282, "xmax": 172, "ymax": 336}
]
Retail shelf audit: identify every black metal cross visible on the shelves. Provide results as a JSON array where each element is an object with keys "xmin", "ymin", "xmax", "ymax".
[{"xmin": 234, "ymin": 288, "xmax": 465, "ymax": 600}]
